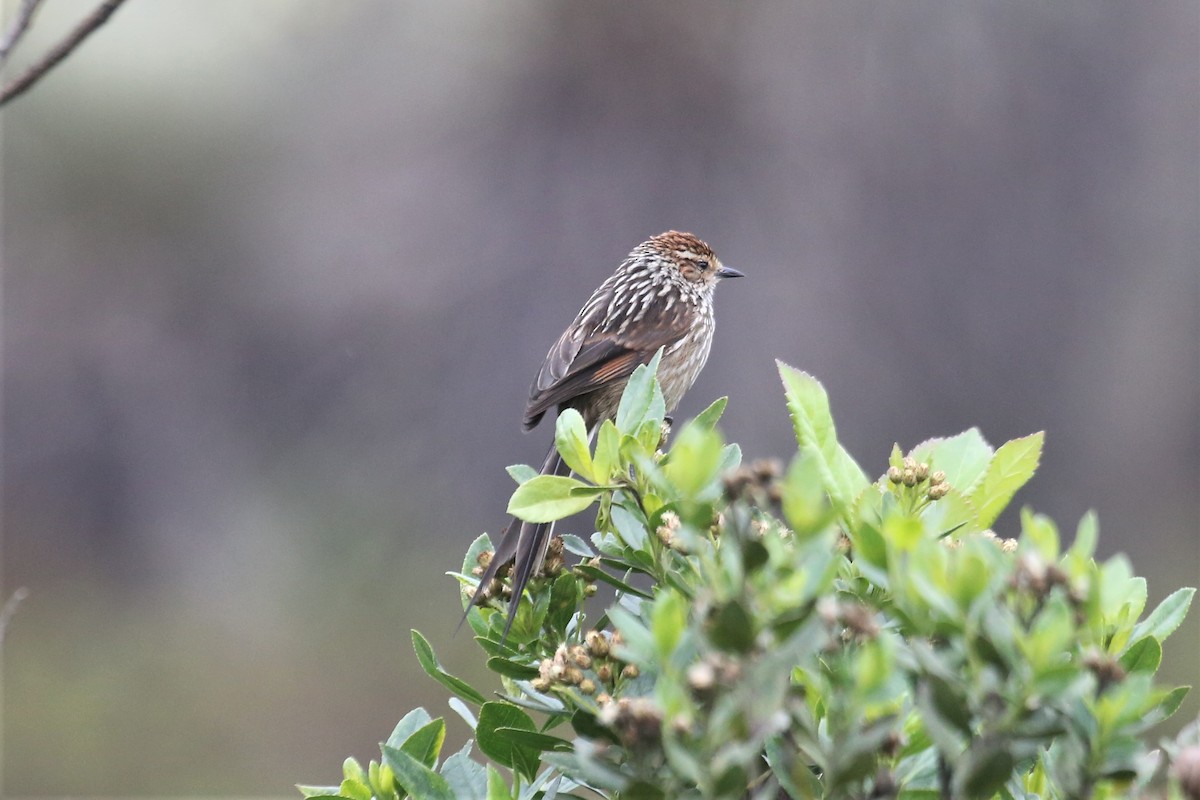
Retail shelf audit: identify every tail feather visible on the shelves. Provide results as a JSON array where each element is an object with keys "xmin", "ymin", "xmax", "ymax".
[{"xmin": 461, "ymin": 444, "xmax": 568, "ymax": 641}]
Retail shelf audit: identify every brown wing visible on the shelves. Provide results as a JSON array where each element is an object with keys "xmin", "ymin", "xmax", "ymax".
[{"xmin": 523, "ymin": 282, "xmax": 689, "ymax": 430}]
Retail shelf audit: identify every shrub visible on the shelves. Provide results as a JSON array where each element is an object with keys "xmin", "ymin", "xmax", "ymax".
[{"xmin": 299, "ymin": 359, "xmax": 1194, "ymax": 800}]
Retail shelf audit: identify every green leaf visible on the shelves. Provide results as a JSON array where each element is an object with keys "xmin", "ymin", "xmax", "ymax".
[
  {"xmin": 1019, "ymin": 508, "xmax": 1060, "ymax": 561},
  {"xmin": 781, "ymin": 450, "xmax": 830, "ymax": 538},
  {"xmin": 1119, "ymin": 636, "xmax": 1162, "ymax": 674},
  {"xmin": 547, "ymin": 572, "xmax": 582, "ymax": 632},
  {"xmin": 706, "ymin": 599, "xmax": 756, "ymax": 653},
  {"xmin": 1069, "ymin": 511, "xmax": 1098, "ymax": 560},
  {"xmin": 574, "ymin": 564, "xmax": 653, "ymax": 599},
  {"xmin": 476, "ymin": 702, "xmax": 541, "ymax": 782},
  {"xmin": 920, "ymin": 486, "xmax": 978, "ymax": 538},
  {"xmin": 616, "ymin": 350, "xmax": 665, "ymax": 434},
  {"xmin": 485, "ymin": 765, "xmax": 513, "ymax": 800},
  {"xmin": 387, "ymin": 708, "xmax": 433, "ymax": 750},
  {"xmin": 439, "ymin": 742, "xmax": 487, "ymax": 799},
  {"xmin": 915, "ymin": 679, "xmax": 969, "ymax": 756},
  {"xmin": 651, "ymin": 590, "xmax": 687, "ymax": 660},
  {"xmin": 559, "ymin": 533, "xmax": 595, "ymax": 557},
  {"xmin": 506, "ymin": 464, "xmax": 539, "ymax": 485},
  {"xmin": 777, "ymin": 362, "xmax": 869, "ymax": 522},
  {"xmin": 339, "ymin": 777, "xmax": 372, "ymax": 800},
  {"xmin": 486, "ymin": 657, "xmax": 540, "ymax": 680},
  {"xmin": 911, "ymin": 428, "xmax": 994, "ymax": 495},
  {"xmin": 555, "ymin": 408, "xmax": 594, "ymax": 481},
  {"xmin": 398, "ymin": 718, "xmax": 446, "ymax": 768},
  {"xmin": 970, "ymin": 431, "xmax": 1044, "ymax": 529},
  {"xmin": 1022, "ymin": 596, "xmax": 1074, "ymax": 674},
  {"xmin": 717, "ymin": 442, "xmax": 742, "ymax": 476},
  {"xmin": 448, "ymin": 698, "xmax": 478, "ymax": 730},
  {"xmin": 607, "ymin": 605, "xmax": 656, "ymax": 665},
  {"xmin": 592, "ymin": 420, "xmax": 621, "ymax": 482},
  {"xmin": 295, "ymin": 786, "xmax": 341, "ymax": 799},
  {"xmin": 493, "ymin": 727, "xmax": 574, "ymax": 752},
  {"xmin": 1156, "ymin": 685, "xmax": 1190, "ymax": 721},
  {"xmin": 343, "ymin": 757, "xmax": 367, "ymax": 783},
  {"xmin": 1130, "ymin": 587, "xmax": 1195, "ymax": 645},
  {"xmin": 691, "ymin": 396, "xmax": 728, "ymax": 431},
  {"xmin": 411, "ymin": 630, "xmax": 487, "ymax": 706},
  {"xmin": 765, "ymin": 735, "xmax": 822, "ymax": 799},
  {"xmin": 663, "ymin": 422, "xmax": 723, "ymax": 497},
  {"xmin": 382, "ymin": 745, "xmax": 455, "ymax": 800},
  {"xmin": 609, "ymin": 502, "xmax": 648, "ymax": 550},
  {"xmin": 951, "ymin": 736, "xmax": 1015, "ymax": 799},
  {"xmin": 507, "ymin": 475, "xmax": 605, "ymax": 523}
]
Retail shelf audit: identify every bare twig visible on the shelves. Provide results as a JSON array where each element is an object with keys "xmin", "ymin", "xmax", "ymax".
[
  {"xmin": 0, "ymin": 0, "xmax": 45, "ymax": 65},
  {"xmin": 0, "ymin": 0, "xmax": 131, "ymax": 108},
  {"xmin": 0, "ymin": 587, "xmax": 30, "ymax": 646}
]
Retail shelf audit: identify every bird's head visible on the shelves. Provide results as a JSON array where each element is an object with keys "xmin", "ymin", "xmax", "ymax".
[{"xmin": 638, "ymin": 231, "xmax": 744, "ymax": 294}]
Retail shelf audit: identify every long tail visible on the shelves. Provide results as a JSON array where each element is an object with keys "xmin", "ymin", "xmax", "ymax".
[{"xmin": 463, "ymin": 443, "xmax": 569, "ymax": 641}]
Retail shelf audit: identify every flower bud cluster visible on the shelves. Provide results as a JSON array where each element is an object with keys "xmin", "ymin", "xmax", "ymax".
[
  {"xmin": 466, "ymin": 549, "xmax": 511, "ymax": 603},
  {"xmin": 597, "ymin": 696, "xmax": 663, "ymax": 748},
  {"xmin": 537, "ymin": 536, "xmax": 566, "ymax": 579},
  {"xmin": 467, "ymin": 537, "xmax": 580, "ymax": 605},
  {"xmin": 685, "ymin": 653, "xmax": 742, "ymax": 702},
  {"xmin": 723, "ymin": 459, "xmax": 783, "ymax": 504},
  {"xmin": 530, "ymin": 629, "xmax": 634, "ymax": 695},
  {"xmin": 656, "ymin": 511, "xmax": 683, "ymax": 551},
  {"xmin": 887, "ymin": 456, "xmax": 949, "ymax": 501}
]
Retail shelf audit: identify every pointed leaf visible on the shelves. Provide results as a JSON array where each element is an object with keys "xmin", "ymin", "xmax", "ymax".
[
  {"xmin": 573, "ymin": 564, "xmax": 653, "ymax": 599},
  {"xmin": 663, "ymin": 423, "xmax": 723, "ymax": 497},
  {"xmin": 555, "ymin": 408, "xmax": 594, "ymax": 481},
  {"xmin": 393, "ymin": 716, "xmax": 446, "ymax": 769},
  {"xmin": 777, "ymin": 362, "xmax": 868, "ymax": 522},
  {"xmin": 493, "ymin": 727, "xmax": 573, "ymax": 752},
  {"xmin": 411, "ymin": 630, "xmax": 487, "ymax": 705},
  {"xmin": 592, "ymin": 420, "xmax": 622, "ymax": 482},
  {"xmin": 486, "ymin": 765, "xmax": 513, "ymax": 800},
  {"xmin": 911, "ymin": 428, "xmax": 993, "ymax": 495},
  {"xmin": 616, "ymin": 350, "xmax": 664, "ymax": 434},
  {"xmin": 970, "ymin": 432, "xmax": 1044, "ymax": 529},
  {"xmin": 508, "ymin": 475, "xmax": 604, "ymax": 523},
  {"xmin": 506, "ymin": 464, "xmax": 539, "ymax": 485},
  {"xmin": 690, "ymin": 396, "xmax": 728, "ymax": 431},
  {"xmin": 440, "ymin": 741, "xmax": 487, "ymax": 799},
  {"xmin": 477, "ymin": 702, "xmax": 541, "ymax": 781},
  {"xmin": 383, "ymin": 745, "xmax": 455, "ymax": 800},
  {"xmin": 486, "ymin": 657, "xmax": 540, "ymax": 680},
  {"xmin": 1119, "ymin": 636, "xmax": 1162, "ymax": 674},
  {"xmin": 387, "ymin": 708, "xmax": 433, "ymax": 750},
  {"xmin": 1130, "ymin": 587, "xmax": 1194, "ymax": 645}
]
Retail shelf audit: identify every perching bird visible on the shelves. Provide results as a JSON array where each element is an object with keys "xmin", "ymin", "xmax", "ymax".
[{"xmin": 469, "ymin": 231, "xmax": 743, "ymax": 639}]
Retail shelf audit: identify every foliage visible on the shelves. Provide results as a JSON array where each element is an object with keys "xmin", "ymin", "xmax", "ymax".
[{"xmin": 300, "ymin": 360, "xmax": 1194, "ymax": 799}]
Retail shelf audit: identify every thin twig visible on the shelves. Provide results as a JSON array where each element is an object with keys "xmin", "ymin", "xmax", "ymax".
[
  {"xmin": 0, "ymin": 0, "xmax": 44, "ymax": 65},
  {"xmin": 0, "ymin": 587, "xmax": 30, "ymax": 646},
  {"xmin": 0, "ymin": 0, "xmax": 131, "ymax": 108}
]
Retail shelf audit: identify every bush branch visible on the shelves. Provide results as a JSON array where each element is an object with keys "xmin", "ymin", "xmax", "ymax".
[
  {"xmin": 0, "ymin": 0, "xmax": 44, "ymax": 65},
  {"xmin": 0, "ymin": 0, "xmax": 131, "ymax": 108}
]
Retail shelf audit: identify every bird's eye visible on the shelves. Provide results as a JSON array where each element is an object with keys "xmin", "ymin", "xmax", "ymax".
[{"xmin": 694, "ymin": 259, "xmax": 709, "ymax": 271}]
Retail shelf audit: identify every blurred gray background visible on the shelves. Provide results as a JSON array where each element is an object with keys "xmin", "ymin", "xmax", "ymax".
[{"xmin": 3, "ymin": 1, "xmax": 1197, "ymax": 795}]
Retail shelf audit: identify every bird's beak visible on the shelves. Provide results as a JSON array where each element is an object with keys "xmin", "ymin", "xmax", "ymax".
[{"xmin": 716, "ymin": 264, "xmax": 745, "ymax": 280}]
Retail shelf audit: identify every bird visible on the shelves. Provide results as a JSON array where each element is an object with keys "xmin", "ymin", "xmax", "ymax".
[{"xmin": 468, "ymin": 231, "xmax": 743, "ymax": 640}]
